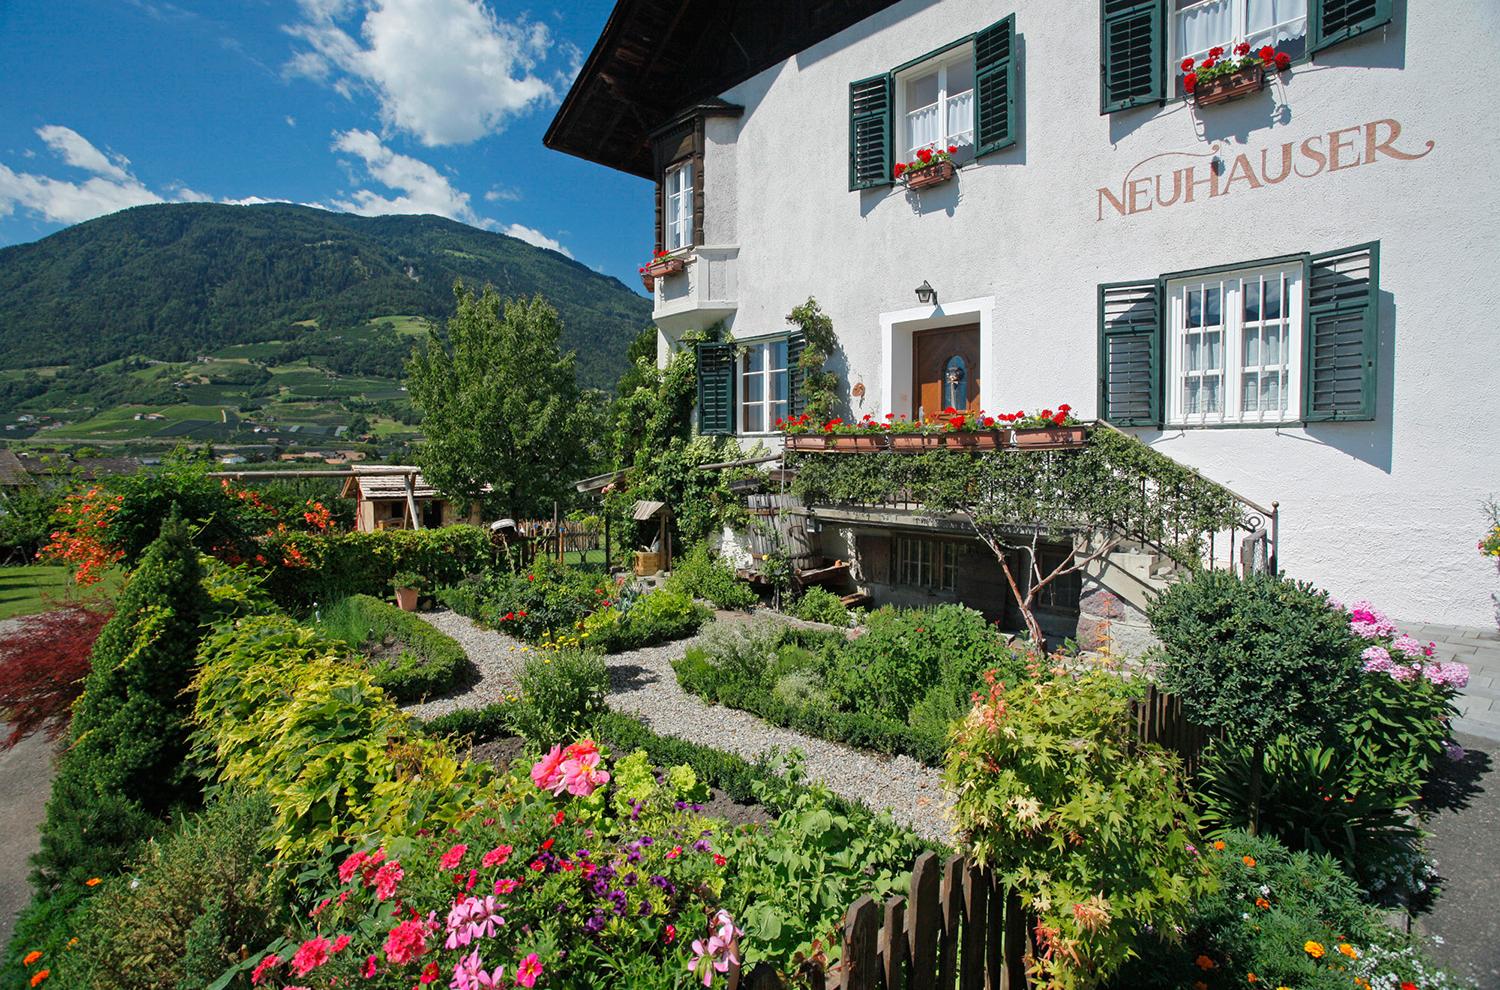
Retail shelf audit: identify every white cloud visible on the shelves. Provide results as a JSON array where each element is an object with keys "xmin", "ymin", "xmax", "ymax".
[
  {"xmin": 329, "ymin": 128, "xmax": 477, "ymax": 222},
  {"xmin": 484, "ymin": 184, "xmax": 520, "ymax": 203},
  {"xmin": 36, "ymin": 125, "xmax": 132, "ymax": 182},
  {"xmin": 501, "ymin": 222, "xmax": 572, "ymax": 258},
  {"xmin": 285, "ymin": 0, "xmax": 556, "ymax": 147}
]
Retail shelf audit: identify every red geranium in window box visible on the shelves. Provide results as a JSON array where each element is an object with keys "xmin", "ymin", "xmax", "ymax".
[
  {"xmin": 638, "ymin": 249, "xmax": 686, "ymax": 291},
  {"xmin": 1184, "ymin": 42, "xmax": 1292, "ymax": 106},
  {"xmin": 895, "ymin": 145, "xmax": 959, "ymax": 190}
]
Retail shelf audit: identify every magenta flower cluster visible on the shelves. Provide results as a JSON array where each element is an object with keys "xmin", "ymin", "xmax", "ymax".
[{"xmin": 1338, "ymin": 599, "xmax": 1470, "ymax": 689}]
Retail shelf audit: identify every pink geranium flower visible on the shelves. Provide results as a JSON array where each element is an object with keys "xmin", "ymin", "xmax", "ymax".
[
  {"xmin": 531, "ymin": 745, "xmax": 567, "ymax": 792},
  {"xmin": 373, "ymin": 861, "xmax": 404, "ymax": 901},
  {"xmin": 290, "ymin": 936, "xmax": 331, "ymax": 977},
  {"xmin": 445, "ymin": 895, "xmax": 507, "ymax": 949},
  {"xmin": 451, "ymin": 951, "xmax": 506, "ymax": 990},
  {"xmin": 384, "ymin": 918, "xmax": 428, "ymax": 965},
  {"xmin": 560, "ymin": 750, "xmax": 610, "ymax": 797},
  {"xmin": 338, "ymin": 850, "xmax": 368, "ymax": 884},
  {"xmin": 481, "ymin": 845, "xmax": 513, "ymax": 868},
  {"xmin": 250, "ymin": 953, "xmax": 280, "ymax": 986}
]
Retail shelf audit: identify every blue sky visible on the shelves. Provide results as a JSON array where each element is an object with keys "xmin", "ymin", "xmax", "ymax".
[{"xmin": 0, "ymin": 0, "xmax": 652, "ymax": 290}]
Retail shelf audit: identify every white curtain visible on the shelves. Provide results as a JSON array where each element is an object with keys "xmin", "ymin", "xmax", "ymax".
[
  {"xmin": 1247, "ymin": 0, "xmax": 1307, "ymax": 46},
  {"xmin": 1177, "ymin": 0, "xmax": 1233, "ymax": 59}
]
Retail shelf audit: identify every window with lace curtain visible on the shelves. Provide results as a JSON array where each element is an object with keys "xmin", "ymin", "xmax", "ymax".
[
  {"xmin": 895, "ymin": 46, "xmax": 975, "ymax": 164},
  {"xmin": 1172, "ymin": 0, "xmax": 1307, "ymax": 89}
]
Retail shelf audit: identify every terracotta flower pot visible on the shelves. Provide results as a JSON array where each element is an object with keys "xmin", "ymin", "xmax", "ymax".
[
  {"xmin": 640, "ymin": 272, "xmax": 655, "ymax": 292},
  {"xmin": 1012, "ymin": 426, "xmax": 1089, "ymax": 449},
  {"xmin": 889, "ymin": 434, "xmax": 939, "ymax": 452},
  {"xmin": 903, "ymin": 160, "xmax": 956, "ymax": 190},
  {"xmin": 395, "ymin": 587, "xmax": 420, "ymax": 612},
  {"xmin": 1193, "ymin": 63, "xmax": 1265, "ymax": 107},
  {"xmin": 938, "ymin": 430, "xmax": 1006, "ymax": 450}
]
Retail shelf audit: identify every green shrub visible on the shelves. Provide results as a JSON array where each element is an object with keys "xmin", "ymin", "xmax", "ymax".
[
  {"xmin": 190, "ymin": 615, "xmax": 491, "ymax": 868},
  {"xmin": 1149, "ymin": 571, "xmax": 1362, "ymax": 830},
  {"xmin": 319, "ymin": 594, "xmax": 471, "ymax": 702},
  {"xmin": 582, "ymin": 587, "xmax": 710, "ymax": 652},
  {"xmin": 789, "ymin": 586, "xmax": 851, "ymax": 626},
  {"xmin": 418, "ymin": 701, "xmax": 520, "ymax": 743},
  {"xmin": 0, "ymin": 887, "xmax": 86, "ymax": 990},
  {"xmin": 437, "ymin": 557, "xmax": 608, "ymax": 642},
  {"xmin": 36, "ymin": 511, "xmax": 210, "ymax": 889},
  {"xmin": 261, "ymin": 525, "xmax": 494, "ymax": 609},
  {"xmin": 511, "ymin": 648, "xmax": 608, "ymax": 747},
  {"xmin": 946, "ymin": 672, "xmax": 1207, "ymax": 990},
  {"xmin": 48, "ymin": 794, "xmax": 283, "ymax": 990},
  {"xmin": 665, "ymin": 542, "xmax": 759, "ymax": 609}
]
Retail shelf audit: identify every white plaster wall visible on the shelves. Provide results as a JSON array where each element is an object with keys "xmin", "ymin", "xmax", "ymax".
[{"xmin": 680, "ymin": 0, "xmax": 1500, "ymax": 626}]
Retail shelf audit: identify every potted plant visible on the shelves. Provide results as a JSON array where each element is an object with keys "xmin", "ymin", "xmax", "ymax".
[
  {"xmin": 895, "ymin": 145, "xmax": 958, "ymax": 190},
  {"xmin": 1184, "ymin": 43, "xmax": 1292, "ymax": 107},
  {"xmin": 638, "ymin": 248, "xmax": 686, "ymax": 291},
  {"xmin": 933, "ymin": 409, "xmax": 1009, "ymax": 450},
  {"xmin": 1003, "ymin": 405, "xmax": 1088, "ymax": 448},
  {"xmin": 391, "ymin": 571, "xmax": 426, "ymax": 612}
]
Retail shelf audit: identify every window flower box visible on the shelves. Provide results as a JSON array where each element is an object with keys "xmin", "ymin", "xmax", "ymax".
[
  {"xmin": 785, "ymin": 434, "xmax": 885, "ymax": 452},
  {"xmin": 937, "ymin": 430, "xmax": 1007, "ymax": 450},
  {"xmin": 1012, "ymin": 426, "xmax": 1089, "ymax": 449},
  {"xmin": 638, "ymin": 250, "xmax": 686, "ymax": 291},
  {"xmin": 1184, "ymin": 43, "xmax": 1290, "ymax": 108},
  {"xmin": 889, "ymin": 433, "xmax": 940, "ymax": 452},
  {"xmin": 895, "ymin": 146, "xmax": 958, "ymax": 191}
]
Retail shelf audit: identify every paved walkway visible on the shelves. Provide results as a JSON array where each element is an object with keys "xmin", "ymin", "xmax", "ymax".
[
  {"xmin": 0, "ymin": 726, "xmax": 52, "ymax": 952},
  {"xmin": 1404, "ymin": 622, "xmax": 1500, "ymax": 743}
]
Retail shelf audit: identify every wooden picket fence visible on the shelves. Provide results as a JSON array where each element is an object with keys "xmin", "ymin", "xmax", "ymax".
[
  {"xmin": 730, "ymin": 851, "xmax": 1034, "ymax": 990},
  {"xmin": 1127, "ymin": 681, "xmax": 1221, "ymax": 778}
]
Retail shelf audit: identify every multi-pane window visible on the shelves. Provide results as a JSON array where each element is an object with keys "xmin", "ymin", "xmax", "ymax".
[
  {"xmin": 1167, "ymin": 263, "xmax": 1301, "ymax": 426},
  {"xmin": 898, "ymin": 48, "xmax": 975, "ymax": 161},
  {"xmin": 663, "ymin": 162, "xmax": 694, "ymax": 250},
  {"xmin": 1034, "ymin": 546, "xmax": 1082, "ymax": 614},
  {"xmin": 1173, "ymin": 0, "xmax": 1307, "ymax": 79},
  {"xmin": 739, "ymin": 338, "xmax": 788, "ymax": 434},
  {"xmin": 896, "ymin": 537, "xmax": 959, "ymax": 592}
]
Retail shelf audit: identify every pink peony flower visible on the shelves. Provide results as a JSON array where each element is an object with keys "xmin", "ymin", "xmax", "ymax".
[
  {"xmin": 440, "ymin": 844, "xmax": 469, "ymax": 870},
  {"xmin": 531, "ymin": 745, "xmax": 567, "ymax": 792},
  {"xmin": 290, "ymin": 936, "xmax": 331, "ymax": 977},
  {"xmin": 373, "ymin": 861, "xmax": 404, "ymax": 901},
  {"xmin": 384, "ymin": 918, "xmax": 429, "ymax": 966},
  {"xmin": 481, "ymin": 845, "xmax": 513, "ymax": 868},
  {"xmin": 516, "ymin": 953, "xmax": 544, "ymax": 988}
]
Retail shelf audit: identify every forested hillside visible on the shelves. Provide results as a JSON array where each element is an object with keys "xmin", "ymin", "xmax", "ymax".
[{"xmin": 0, "ymin": 202, "xmax": 649, "ymax": 389}]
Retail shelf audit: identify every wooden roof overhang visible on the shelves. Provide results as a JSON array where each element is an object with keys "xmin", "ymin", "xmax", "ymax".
[{"xmin": 544, "ymin": 0, "xmax": 903, "ymax": 177}]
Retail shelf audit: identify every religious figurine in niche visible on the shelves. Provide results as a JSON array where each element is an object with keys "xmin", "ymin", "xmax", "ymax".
[{"xmin": 943, "ymin": 355, "xmax": 968, "ymax": 411}]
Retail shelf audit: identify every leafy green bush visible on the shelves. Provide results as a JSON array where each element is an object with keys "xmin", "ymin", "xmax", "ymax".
[
  {"xmin": 946, "ymin": 672, "xmax": 1207, "ymax": 990},
  {"xmin": 1114, "ymin": 831, "xmax": 1467, "ymax": 990},
  {"xmin": 190, "ymin": 615, "xmax": 491, "ymax": 867},
  {"xmin": 511, "ymin": 648, "xmax": 608, "ymax": 747},
  {"xmin": 418, "ymin": 701, "xmax": 520, "ymax": 743},
  {"xmin": 581, "ymin": 587, "xmax": 710, "ymax": 652},
  {"xmin": 665, "ymin": 541, "xmax": 758, "ymax": 609},
  {"xmin": 319, "ymin": 594, "xmax": 471, "ymax": 702},
  {"xmin": 1149, "ymin": 571, "xmax": 1362, "ymax": 829},
  {"xmin": 789, "ymin": 586, "xmax": 851, "ymax": 626},
  {"xmin": 436, "ymin": 557, "xmax": 609, "ymax": 642},
  {"xmin": 48, "ymin": 794, "xmax": 284, "ymax": 990},
  {"xmin": 36, "ymin": 511, "xmax": 210, "ymax": 889},
  {"xmin": 0, "ymin": 887, "xmax": 86, "ymax": 990},
  {"xmin": 261, "ymin": 525, "xmax": 494, "ymax": 609}
]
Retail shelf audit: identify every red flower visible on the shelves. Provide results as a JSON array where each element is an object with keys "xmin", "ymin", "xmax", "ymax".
[
  {"xmin": 713, "ymin": 854, "xmax": 727, "ymax": 866},
  {"xmin": 946, "ymin": 145, "xmax": 957, "ymax": 154},
  {"xmin": 1202, "ymin": 57, "xmax": 1216, "ymax": 69},
  {"xmin": 420, "ymin": 962, "xmax": 440, "ymax": 985},
  {"xmin": 982, "ymin": 416, "xmax": 995, "ymax": 428},
  {"xmin": 1208, "ymin": 45, "xmax": 1224, "ymax": 57},
  {"xmin": 1180, "ymin": 57, "xmax": 1195, "ymax": 71},
  {"xmin": 948, "ymin": 416, "xmax": 965, "ymax": 430},
  {"xmin": 894, "ymin": 163, "xmax": 907, "ymax": 179},
  {"xmin": 1258, "ymin": 45, "xmax": 1275, "ymax": 61},
  {"xmin": 1401, "ymin": 984, "xmax": 1417, "ymax": 990},
  {"xmin": 1274, "ymin": 51, "xmax": 1291, "ymax": 70},
  {"xmin": 1184, "ymin": 72, "xmax": 1197, "ymax": 93},
  {"xmin": 1057, "ymin": 403, "xmax": 1071, "ymax": 413},
  {"xmin": 1234, "ymin": 41, "xmax": 1250, "ymax": 55},
  {"xmin": 540, "ymin": 837, "xmax": 555, "ymax": 851},
  {"xmin": 916, "ymin": 147, "xmax": 933, "ymax": 164}
]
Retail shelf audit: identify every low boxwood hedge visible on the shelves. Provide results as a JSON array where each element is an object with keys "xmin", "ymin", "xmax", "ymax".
[{"xmin": 320, "ymin": 594, "xmax": 470, "ymax": 702}]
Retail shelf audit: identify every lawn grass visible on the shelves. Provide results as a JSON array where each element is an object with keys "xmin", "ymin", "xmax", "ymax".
[{"xmin": 0, "ymin": 565, "xmax": 124, "ymax": 621}]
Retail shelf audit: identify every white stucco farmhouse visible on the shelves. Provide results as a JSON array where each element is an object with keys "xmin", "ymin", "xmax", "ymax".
[{"xmin": 547, "ymin": 0, "xmax": 1500, "ymax": 637}]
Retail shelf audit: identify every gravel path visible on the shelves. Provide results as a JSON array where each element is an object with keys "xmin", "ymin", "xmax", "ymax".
[
  {"xmin": 0, "ymin": 618, "xmax": 54, "ymax": 950},
  {"xmin": 402, "ymin": 610, "xmax": 531, "ymax": 720},
  {"xmin": 410, "ymin": 609, "xmax": 953, "ymax": 843}
]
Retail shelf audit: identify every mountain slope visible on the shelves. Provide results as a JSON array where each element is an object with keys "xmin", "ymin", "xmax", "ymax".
[{"xmin": 0, "ymin": 203, "xmax": 650, "ymax": 389}]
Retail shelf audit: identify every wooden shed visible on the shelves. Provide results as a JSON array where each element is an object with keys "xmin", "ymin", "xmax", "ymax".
[{"xmin": 340, "ymin": 467, "xmax": 484, "ymax": 532}]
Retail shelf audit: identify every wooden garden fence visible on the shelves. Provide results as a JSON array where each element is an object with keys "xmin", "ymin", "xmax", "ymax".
[{"xmin": 1127, "ymin": 681, "xmax": 1221, "ymax": 778}]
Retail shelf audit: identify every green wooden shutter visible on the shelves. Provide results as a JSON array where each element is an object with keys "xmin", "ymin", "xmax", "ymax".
[
  {"xmin": 696, "ymin": 341, "xmax": 737, "ymax": 436},
  {"xmin": 974, "ymin": 15, "xmax": 1017, "ymax": 156},
  {"xmin": 1098, "ymin": 280, "xmax": 1162, "ymax": 427},
  {"xmin": 786, "ymin": 331, "xmax": 806, "ymax": 418},
  {"xmin": 1302, "ymin": 242, "xmax": 1379, "ymax": 422},
  {"xmin": 1099, "ymin": 0, "xmax": 1165, "ymax": 114},
  {"xmin": 1309, "ymin": 0, "xmax": 1392, "ymax": 55},
  {"xmin": 848, "ymin": 73, "xmax": 893, "ymax": 190}
]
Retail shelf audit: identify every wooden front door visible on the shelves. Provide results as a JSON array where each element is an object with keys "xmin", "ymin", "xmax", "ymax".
[{"xmin": 912, "ymin": 325, "xmax": 981, "ymax": 419}]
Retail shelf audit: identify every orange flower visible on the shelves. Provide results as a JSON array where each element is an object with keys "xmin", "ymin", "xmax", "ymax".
[
  {"xmin": 1212, "ymin": 840, "xmax": 1226, "ymax": 851},
  {"xmin": 1194, "ymin": 983, "xmax": 1207, "ymax": 990},
  {"xmin": 1247, "ymin": 974, "xmax": 1258, "ymax": 984},
  {"xmin": 1337, "ymin": 943, "xmax": 1359, "ymax": 960},
  {"xmin": 1195, "ymin": 954, "xmax": 1216, "ymax": 971},
  {"xmin": 1242, "ymin": 855, "xmax": 1256, "ymax": 867},
  {"xmin": 1254, "ymin": 897, "xmax": 1271, "ymax": 910},
  {"xmin": 30, "ymin": 971, "xmax": 49, "ymax": 988},
  {"xmin": 84, "ymin": 877, "xmax": 101, "ymax": 887},
  {"xmin": 22, "ymin": 951, "xmax": 41, "ymax": 966},
  {"xmin": 1304, "ymin": 940, "xmax": 1325, "ymax": 959}
]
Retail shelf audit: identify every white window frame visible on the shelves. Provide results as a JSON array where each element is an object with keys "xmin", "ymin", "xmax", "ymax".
[
  {"xmin": 893, "ymin": 44, "xmax": 976, "ymax": 163},
  {"xmin": 1166, "ymin": 262, "xmax": 1303, "ymax": 427},
  {"xmin": 663, "ymin": 161, "xmax": 694, "ymax": 251},
  {"xmin": 1170, "ymin": 0, "xmax": 1308, "ymax": 76},
  {"xmin": 896, "ymin": 537, "xmax": 959, "ymax": 592},
  {"xmin": 738, "ymin": 337, "xmax": 788, "ymax": 435}
]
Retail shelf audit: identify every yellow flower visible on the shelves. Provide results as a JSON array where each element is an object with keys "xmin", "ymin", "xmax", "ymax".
[
  {"xmin": 1303, "ymin": 940, "xmax": 1324, "ymax": 959},
  {"xmin": 1337, "ymin": 943, "xmax": 1358, "ymax": 960}
]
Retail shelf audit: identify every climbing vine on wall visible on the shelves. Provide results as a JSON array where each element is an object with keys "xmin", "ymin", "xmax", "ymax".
[{"xmin": 786, "ymin": 298, "xmax": 840, "ymax": 422}]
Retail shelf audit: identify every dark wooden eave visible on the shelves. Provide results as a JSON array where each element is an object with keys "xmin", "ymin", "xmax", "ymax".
[{"xmin": 545, "ymin": 0, "xmax": 903, "ymax": 178}]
